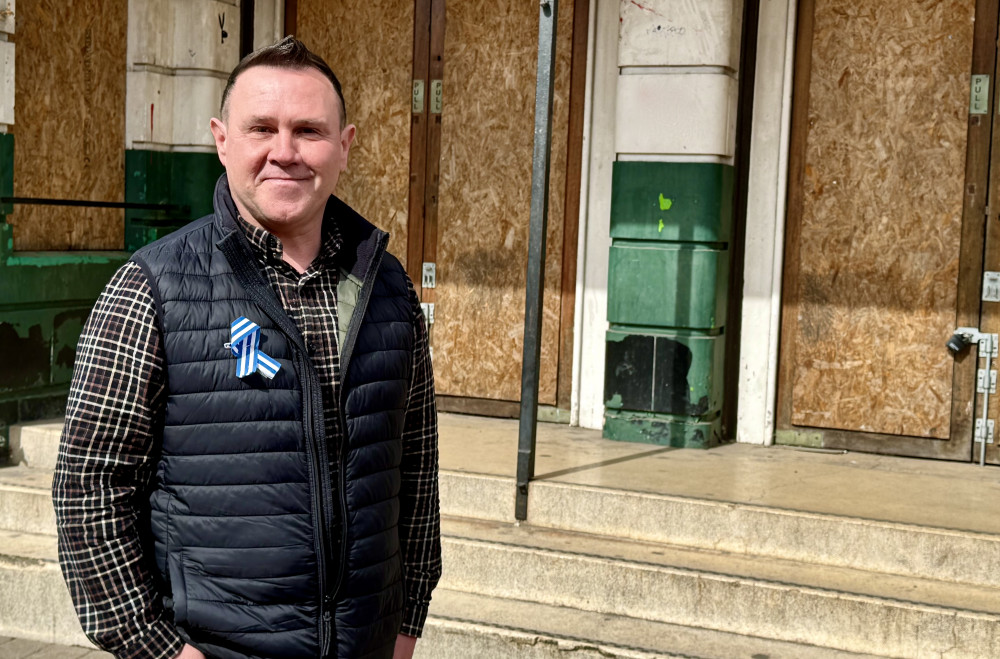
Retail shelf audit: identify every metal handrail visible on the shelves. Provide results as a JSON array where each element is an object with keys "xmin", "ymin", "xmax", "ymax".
[{"xmin": 0, "ymin": 197, "xmax": 189, "ymax": 213}]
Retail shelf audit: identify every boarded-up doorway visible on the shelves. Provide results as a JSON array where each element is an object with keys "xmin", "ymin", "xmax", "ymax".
[
  {"xmin": 295, "ymin": 0, "xmax": 585, "ymax": 415},
  {"xmin": 778, "ymin": 0, "xmax": 997, "ymax": 460}
]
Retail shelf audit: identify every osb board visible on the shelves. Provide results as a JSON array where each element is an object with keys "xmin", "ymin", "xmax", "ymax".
[
  {"xmin": 296, "ymin": 0, "xmax": 413, "ymax": 267},
  {"xmin": 790, "ymin": 0, "xmax": 974, "ymax": 438},
  {"xmin": 432, "ymin": 0, "xmax": 573, "ymax": 404},
  {"xmin": 11, "ymin": 0, "xmax": 127, "ymax": 250}
]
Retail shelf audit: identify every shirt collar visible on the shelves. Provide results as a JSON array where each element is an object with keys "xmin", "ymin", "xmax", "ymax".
[{"xmin": 235, "ymin": 211, "xmax": 343, "ymax": 274}]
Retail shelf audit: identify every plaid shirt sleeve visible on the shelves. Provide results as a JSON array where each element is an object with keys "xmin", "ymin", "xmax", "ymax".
[
  {"xmin": 397, "ymin": 280, "xmax": 443, "ymax": 637},
  {"xmin": 52, "ymin": 261, "xmax": 185, "ymax": 659}
]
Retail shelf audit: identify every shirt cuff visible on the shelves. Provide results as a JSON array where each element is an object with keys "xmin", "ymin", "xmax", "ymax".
[
  {"xmin": 400, "ymin": 598, "xmax": 431, "ymax": 637},
  {"xmin": 117, "ymin": 619, "xmax": 186, "ymax": 659}
]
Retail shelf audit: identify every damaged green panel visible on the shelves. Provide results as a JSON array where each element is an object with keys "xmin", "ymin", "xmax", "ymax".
[
  {"xmin": 604, "ymin": 409, "xmax": 722, "ymax": 448},
  {"xmin": 605, "ymin": 327, "xmax": 725, "ymax": 417},
  {"xmin": 0, "ymin": 309, "xmax": 54, "ymax": 392}
]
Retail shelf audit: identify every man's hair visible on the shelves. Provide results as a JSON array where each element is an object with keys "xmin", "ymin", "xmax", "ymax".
[{"xmin": 220, "ymin": 36, "xmax": 347, "ymax": 128}]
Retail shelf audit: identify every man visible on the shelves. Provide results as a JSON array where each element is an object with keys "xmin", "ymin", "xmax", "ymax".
[{"xmin": 53, "ymin": 37, "xmax": 441, "ymax": 659}]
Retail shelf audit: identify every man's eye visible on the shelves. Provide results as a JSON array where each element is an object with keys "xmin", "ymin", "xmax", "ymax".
[{"xmin": 251, "ymin": 126, "xmax": 273, "ymax": 133}]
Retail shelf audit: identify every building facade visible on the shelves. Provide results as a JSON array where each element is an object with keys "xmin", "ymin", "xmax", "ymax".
[{"xmin": 1, "ymin": 0, "xmax": 997, "ymax": 466}]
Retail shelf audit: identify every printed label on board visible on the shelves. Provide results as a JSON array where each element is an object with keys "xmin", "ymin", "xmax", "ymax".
[
  {"xmin": 971, "ymin": 74, "xmax": 989, "ymax": 115},
  {"xmin": 430, "ymin": 80, "xmax": 443, "ymax": 114},
  {"xmin": 412, "ymin": 80, "xmax": 425, "ymax": 114},
  {"xmin": 984, "ymin": 271, "xmax": 1000, "ymax": 302}
]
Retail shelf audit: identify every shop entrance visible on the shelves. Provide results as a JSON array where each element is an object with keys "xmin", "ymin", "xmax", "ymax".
[
  {"xmin": 779, "ymin": 0, "xmax": 999, "ymax": 461},
  {"xmin": 295, "ymin": 0, "xmax": 585, "ymax": 416}
]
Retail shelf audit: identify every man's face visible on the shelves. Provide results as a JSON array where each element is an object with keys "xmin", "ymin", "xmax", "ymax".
[{"xmin": 210, "ymin": 66, "xmax": 355, "ymax": 233}]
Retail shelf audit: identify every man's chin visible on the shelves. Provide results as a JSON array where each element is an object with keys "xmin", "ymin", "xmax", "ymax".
[{"xmin": 254, "ymin": 203, "xmax": 322, "ymax": 227}]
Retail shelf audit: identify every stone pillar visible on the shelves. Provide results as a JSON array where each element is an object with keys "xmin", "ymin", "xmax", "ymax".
[
  {"xmin": 1, "ymin": 0, "xmax": 14, "ymax": 226},
  {"xmin": 602, "ymin": 0, "xmax": 741, "ymax": 447},
  {"xmin": 124, "ymin": 0, "xmax": 241, "ymax": 249}
]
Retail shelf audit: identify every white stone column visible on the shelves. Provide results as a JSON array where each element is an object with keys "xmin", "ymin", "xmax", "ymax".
[
  {"xmin": 254, "ymin": 0, "xmax": 285, "ymax": 49},
  {"xmin": 0, "ymin": 1, "xmax": 14, "ymax": 131},
  {"xmin": 127, "ymin": 0, "xmax": 241, "ymax": 153},
  {"xmin": 615, "ymin": 0, "xmax": 740, "ymax": 163},
  {"xmin": 736, "ymin": 0, "xmax": 798, "ymax": 445},
  {"xmin": 573, "ymin": 0, "xmax": 743, "ymax": 431}
]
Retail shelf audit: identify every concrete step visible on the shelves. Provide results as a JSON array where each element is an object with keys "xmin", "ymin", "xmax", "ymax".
[
  {"xmin": 440, "ymin": 469, "xmax": 1000, "ymax": 591},
  {"xmin": 0, "ymin": 636, "xmax": 111, "ymax": 658},
  {"xmin": 0, "ymin": 521, "xmax": 876, "ymax": 659},
  {"xmin": 419, "ymin": 589, "xmax": 871, "ymax": 659},
  {"xmin": 439, "ymin": 516, "xmax": 1000, "ymax": 658},
  {"xmin": 8, "ymin": 422, "xmax": 62, "ymax": 473},
  {"xmin": 21, "ymin": 418, "xmax": 1000, "ymax": 589},
  {"xmin": 0, "ymin": 466, "xmax": 55, "ymax": 536},
  {"xmin": 11, "ymin": 460, "xmax": 1000, "ymax": 595},
  {"xmin": 0, "ymin": 530, "xmax": 90, "ymax": 648}
]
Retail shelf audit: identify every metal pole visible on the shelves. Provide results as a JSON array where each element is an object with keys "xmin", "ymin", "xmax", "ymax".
[
  {"xmin": 516, "ymin": 0, "xmax": 558, "ymax": 521},
  {"xmin": 981, "ymin": 335, "xmax": 992, "ymax": 466}
]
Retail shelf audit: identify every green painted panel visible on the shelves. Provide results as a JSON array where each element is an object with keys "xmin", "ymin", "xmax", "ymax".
[
  {"xmin": 605, "ymin": 328, "xmax": 724, "ymax": 416},
  {"xmin": 611, "ymin": 161, "xmax": 733, "ymax": 243},
  {"xmin": 125, "ymin": 149, "xmax": 224, "ymax": 250},
  {"xmin": 0, "ymin": 133, "xmax": 12, "ymax": 216},
  {"xmin": 0, "ymin": 255, "xmax": 127, "ymax": 306},
  {"xmin": 604, "ymin": 410, "xmax": 721, "ymax": 448},
  {"xmin": 608, "ymin": 241, "xmax": 728, "ymax": 329}
]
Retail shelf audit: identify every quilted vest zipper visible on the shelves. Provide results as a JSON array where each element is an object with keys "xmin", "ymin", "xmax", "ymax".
[{"xmin": 331, "ymin": 233, "xmax": 389, "ymax": 603}]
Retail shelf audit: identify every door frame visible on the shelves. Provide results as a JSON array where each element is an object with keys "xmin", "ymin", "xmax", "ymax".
[
  {"xmin": 406, "ymin": 0, "xmax": 590, "ymax": 416},
  {"xmin": 776, "ymin": 0, "xmax": 999, "ymax": 460}
]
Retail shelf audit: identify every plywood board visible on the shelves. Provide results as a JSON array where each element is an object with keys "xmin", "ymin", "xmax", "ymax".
[
  {"xmin": 431, "ymin": 0, "xmax": 573, "ymax": 404},
  {"xmin": 296, "ymin": 0, "xmax": 413, "ymax": 267},
  {"xmin": 790, "ymin": 0, "xmax": 975, "ymax": 438},
  {"xmin": 12, "ymin": 0, "xmax": 127, "ymax": 250}
]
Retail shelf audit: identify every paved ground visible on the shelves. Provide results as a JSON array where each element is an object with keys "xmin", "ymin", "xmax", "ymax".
[
  {"xmin": 438, "ymin": 412, "xmax": 1000, "ymax": 534},
  {"xmin": 0, "ymin": 637, "xmax": 110, "ymax": 658}
]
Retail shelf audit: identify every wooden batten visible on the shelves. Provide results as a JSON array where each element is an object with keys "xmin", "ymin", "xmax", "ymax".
[
  {"xmin": 12, "ymin": 0, "xmax": 127, "ymax": 250},
  {"xmin": 556, "ymin": 0, "xmax": 590, "ymax": 410},
  {"xmin": 782, "ymin": 0, "xmax": 975, "ymax": 441},
  {"xmin": 296, "ymin": 0, "xmax": 414, "ymax": 266},
  {"xmin": 430, "ymin": 0, "xmax": 573, "ymax": 404}
]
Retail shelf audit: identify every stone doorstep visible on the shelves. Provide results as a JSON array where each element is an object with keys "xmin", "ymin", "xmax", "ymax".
[
  {"xmin": 0, "ymin": 466, "xmax": 55, "ymax": 536},
  {"xmin": 441, "ymin": 470, "xmax": 1000, "ymax": 591},
  {"xmin": 5, "ymin": 518, "xmax": 1000, "ymax": 658},
  {"xmin": 0, "ymin": 528, "xmax": 879, "ymax": 659},
  {"xmin": 0, "ymin": 532, "xmax": 91, "ymax": 648},
  {"xmin": 0, "ymin": 636, "xmax": 111, "ymax": 659},
  {"xmin": 439, "ymin": 516, "xmax": 1000, "ymax": 658},
  {"xmin": 421, "ymin": 589, "xmax": 870, "ymax": 659},
  {"xmin": 7, "ymin": 422, "xmax": 62, "ymax": 473},
  {"xmin": 5, "ymin": 464, "xmax": 1000, "ymax": 592}
]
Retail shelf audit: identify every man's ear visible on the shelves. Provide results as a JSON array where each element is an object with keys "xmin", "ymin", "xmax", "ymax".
[
  {"xmin": 339, "ymin": 124, "xmax": 357, "ymax": 172},
  {"xmin": 210, "ymin": 117, "xmax": 228, "ymax": 167}
]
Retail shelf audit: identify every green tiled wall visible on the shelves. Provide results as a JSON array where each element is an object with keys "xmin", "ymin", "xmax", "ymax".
[
  {"xmin": 604, "ymin": 161, "xmax": 733, "ymax": 448},
  {"xmin": 0, "ymin": 142, "xmax": 220, "ymax": 459},
  {"xmin": 125, "ymin": 149, "xmax": 223, "ymax": 250}
]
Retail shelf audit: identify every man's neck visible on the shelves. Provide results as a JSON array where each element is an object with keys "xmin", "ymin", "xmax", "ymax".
[
  {"xmin": 240, "ymin": 212, "xmax": 323, "ymax": 274},
  {"xmin": 278, "ymin": 235, "xmax": 321, "ymax": 274}
]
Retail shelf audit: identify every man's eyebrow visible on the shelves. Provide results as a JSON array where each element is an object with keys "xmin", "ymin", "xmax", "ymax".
[{"xmin": 242, "ymin": 115, "xmax": 331, "ymax": 127}]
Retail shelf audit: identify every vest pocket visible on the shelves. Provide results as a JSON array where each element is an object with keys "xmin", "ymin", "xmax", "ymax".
[{"xmin": 167, "ymin": 551, "xmax": 189, "ymax": 625}]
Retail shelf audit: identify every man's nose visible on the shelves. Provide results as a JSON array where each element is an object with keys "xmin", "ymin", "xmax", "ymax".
[{"xmin": 268, "ymin": 131, "xmax": 299, "ymax": 164}]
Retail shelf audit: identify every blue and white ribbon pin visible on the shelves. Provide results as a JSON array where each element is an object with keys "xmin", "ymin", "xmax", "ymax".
[{"xmin": 226, "ymin": 316, "xmax": 281, "ymax": 379}]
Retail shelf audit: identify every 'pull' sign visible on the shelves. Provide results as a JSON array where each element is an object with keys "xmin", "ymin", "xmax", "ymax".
[{"xmin": 227, "ymin": 317, "xmax": 281, "ymax": 379}]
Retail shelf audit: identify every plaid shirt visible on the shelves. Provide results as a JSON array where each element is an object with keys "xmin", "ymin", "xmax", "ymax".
[{"xmin": 53, "ymin": 214, "xmax": 441, "ymax": 659}]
